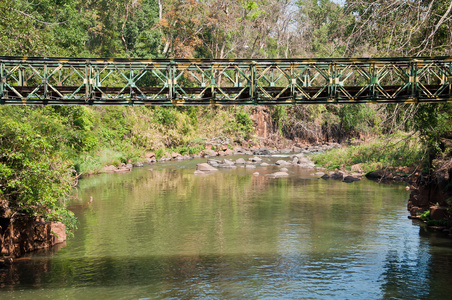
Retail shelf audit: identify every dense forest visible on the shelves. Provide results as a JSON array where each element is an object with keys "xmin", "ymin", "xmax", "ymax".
[{"xmin": 1, "ymin": 0, "xmax": 452, "ymax": 229}]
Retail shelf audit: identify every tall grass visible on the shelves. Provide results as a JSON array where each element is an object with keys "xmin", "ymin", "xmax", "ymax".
[{"xmin": 311, "ymin": 133, "xmax": 424, "ymax": 173}]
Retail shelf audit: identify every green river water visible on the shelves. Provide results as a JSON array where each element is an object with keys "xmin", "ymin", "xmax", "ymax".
[{"xmin": 1, "ymin": 156, "xmax": 452, "ymax": 299}]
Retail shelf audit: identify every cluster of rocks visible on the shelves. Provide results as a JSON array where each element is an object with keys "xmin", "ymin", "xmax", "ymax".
[
  {"xmin": 100, "ymin": 141, "xmax": 363, "ymax": 185},
  {"xmin": 194, "ymin": 153, "xmax": 315, "ymax": 177},
  {"xmin": 320, "ymin": 172, "xmax": 362, "ymax": 183},
  {"xmin": 104, "ymin": 163, "xmax": 135, "ymax": 173},
  {"xmin": 103, "ymin": 143, "xmax": 341, "ymax": 174},
  {"xmin": 192, "ymin": 152, "xmax": 361, "ymax": 183}
]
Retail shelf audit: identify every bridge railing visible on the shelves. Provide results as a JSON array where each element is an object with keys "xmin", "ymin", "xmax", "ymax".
[{"xmin": 0, "ymin": 56, "xmax": 451, "ymax": 105}]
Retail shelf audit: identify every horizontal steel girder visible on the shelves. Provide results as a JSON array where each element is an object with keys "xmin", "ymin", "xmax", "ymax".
[{"xmin": 0, "ymin": 56, "xmax": 451, "ymax": 105}]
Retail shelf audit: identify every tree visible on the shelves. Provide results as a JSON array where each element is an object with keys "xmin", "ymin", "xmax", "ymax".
[
  {"xmin": 294, "ymin": 0, "xmax": 355, "ymax": 57},
  {"xmin": 345, "ymin": 0, "xmax": 452, "ymax": 56}
]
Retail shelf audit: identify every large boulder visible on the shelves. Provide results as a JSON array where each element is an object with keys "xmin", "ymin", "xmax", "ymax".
[
  {"xmin": 266, "ymin": 172, "xmax": 289, "ymax": 178},
  {"xmin": 222, "ymin": 159, "xmax": 234, "ymax": 165},
  {"xmin": 197, "ymin": 163, "xmax": 218, "ymax": 172},
  {"xmin": 321, "ymin": 174, "xmax": 330, "ymax": 179},
  {"xmin": 202, "ymin": 149, "xmax": 217, "ymax": 157},
  {"xmin": 249, "ymin": 156, "xmax": 262, "ymax": 163},
  {"xmin": 298, "ymin": 162, "xmax": 315, "ymax": 169},
  {"xmin": 343, "ymin": 176, "xmax": 360, "ymax": 183},
  {"xmin": 218, "ymin": 164, "xmax": 237, "ymax": 169},
  {"xmin": 235, "ymin": 158, "xmax": 247, "ymax": 164},
  {"xmin": 330, "ymin": 172, "xmax": 343, "ymax": 180},
  {"xmin": 253, "ymin": 148, "xmax": 271, "ymax": 155},
  {"xmin": 366, "ymin": 170, "xmax": 392, "ymax": 180},
  {"xmin": 223, "ymin": 149, "xmax": 235, "ymax": 156},
  {"xmin": 207, "ymin": 159, "xmax": 221, "ymax": 167},
  {"xmin": 430, "ymin": 206, "xmax": 448, "ymax": 220}
]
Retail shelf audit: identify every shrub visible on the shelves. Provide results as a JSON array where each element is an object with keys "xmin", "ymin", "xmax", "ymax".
[{"xmin": 0, "ymin": 113, "xmax": 76, "ymax": 230}]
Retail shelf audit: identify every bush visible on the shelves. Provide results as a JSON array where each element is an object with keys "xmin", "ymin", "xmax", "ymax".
[
  {"xmin": 226, "ymin": 109, "xmax": 254, "ymax": 142},
  {"xmin": 311, "ymin": 133, "xmax": 423, "ymax": 172},
  {"xmin": 0, "ymin": 112, "xmax": 76, "ymax": 230}
]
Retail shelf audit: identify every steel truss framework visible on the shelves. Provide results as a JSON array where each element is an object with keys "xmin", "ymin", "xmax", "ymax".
[{"xmin": 1, "ymin": 56, "xmax": 451, "ymax": 105}]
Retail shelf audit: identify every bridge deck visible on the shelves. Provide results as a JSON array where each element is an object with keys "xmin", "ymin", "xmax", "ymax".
[{"xmin": 1, "ymin": 56, "xmax": 451, "ymax": 105}]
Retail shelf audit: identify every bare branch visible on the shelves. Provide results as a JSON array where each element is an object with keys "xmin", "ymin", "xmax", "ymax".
[{"xmin": 12, "ymin": 8, "xmax": 67, "ymax": 26}]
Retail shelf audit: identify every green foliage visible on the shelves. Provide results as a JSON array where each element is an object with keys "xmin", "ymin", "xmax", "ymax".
[
  {"xmin": 311, "ymin": 133, "xmax": 423, "ymax": 172},
  {"xmin": 426, "ymin": 219, "xmax": 448, "ymax": 227},
  {"xmin": 240, "ymin": 1, "xmax": 263, "ymax": 21},
  {"xmin": 271, "ymin": 106, "xmax": 289, "ymax": 136},
  {"xmin": 0, "ymin": 0, "xmax": 160, "ymax": 58},
  {"xmin": 297, "ymin": 0, "xmax": 353, "ymax": 57},
  {"xmin": 0, "ymin": 110, "xmax": 76, "ymax": 230},
  {"xmin": 154, "ymin": 149, "xmax": 165, "ymax": 160},
  {"xmin": 412, "ymin": 104, "xmax": 452, "ymax": 148},
  {"xmin": 419, "ymin": 210, "xmax": 430, "ymax": 221},
  {"xmin": 339, "ymin": 105, "xmax": 379, "ymax": 134},
  {"xmin": 153, "ymin": 107, "xmax": 178, "ymax": 127},
  {"xmin": 226, "ymin": 109, "xmax": 254, "ymax": 142}
]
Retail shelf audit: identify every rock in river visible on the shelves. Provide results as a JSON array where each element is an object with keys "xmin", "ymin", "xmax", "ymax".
[
  {"xmin": 343, "ymin": 176, "xmax": 360, "ymax": 183},
  {"xmin": 235, "ymin": 158, "xmax": 246, "ymax": 164},
  {"xmin": 266, "ymin": 172, "xmax": 289, "ymax": 178},
  {"xmin": 197, "ymin": 163, "xmax": 218, "ymax": 172}
]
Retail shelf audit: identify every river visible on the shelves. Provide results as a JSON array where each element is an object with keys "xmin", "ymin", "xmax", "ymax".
[{"xmin": 1, "ymin": 156, "xmax": 452, "ymax": 299}]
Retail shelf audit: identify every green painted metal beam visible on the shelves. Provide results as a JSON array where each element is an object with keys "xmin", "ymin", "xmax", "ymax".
[{"xmin": 0, "ymin": 56, "xmax": 451, "ymax": 105}]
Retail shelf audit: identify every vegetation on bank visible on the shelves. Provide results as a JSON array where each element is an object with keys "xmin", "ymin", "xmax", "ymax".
[{"xmin": 310, "ymin": 133, "xmax": 424, "ymax": 173}]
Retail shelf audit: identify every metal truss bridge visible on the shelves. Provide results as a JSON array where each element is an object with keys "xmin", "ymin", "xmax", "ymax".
[{"xmin": 1, "ymin": 56, "xmax": 451, "ymax": 106}]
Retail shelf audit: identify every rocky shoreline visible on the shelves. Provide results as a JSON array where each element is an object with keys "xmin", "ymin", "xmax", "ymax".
[
  {"xmin": 407, "ymin": 173, "xmax": 452, "ymax": 238},
  {"xmin": 104, "ymin": 140, "xmax": 415, "ymax": 185},
  {"xmin": 103, "ymin": 142, "xmax": 368, "ymax": 182},
  {"xmin": 0, "ymin": 214, "xmax": 66, "ymax": 267}
]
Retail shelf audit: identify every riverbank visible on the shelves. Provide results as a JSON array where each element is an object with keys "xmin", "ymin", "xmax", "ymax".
[
  {"xmin": 407, "ymin": 172, "xmax": 452, "ymax": 238},
  {"xmin": 0, "ymin": 216, "xmax": 66, "ymax": 266}
]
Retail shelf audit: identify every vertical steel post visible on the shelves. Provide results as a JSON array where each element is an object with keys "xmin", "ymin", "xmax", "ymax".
[
  {"xmin": 250, "ymin": 61, "xmax": 256, "ymax": 102},
  {"xmin": 410, "ymin": 61, "xmax": 417, "ymax": 101},
  {"xmin": 18, "ymin": 65, "xmax": 23, "ymax": 86},
  {"xmin": 290, "ymin": 63, "xmax": 296, "ymax": 100},
  {"xmin": 168, "ymin": 60, "xmax": 174, "ymax": 101},
  {"xmin": 210, "ymin": 63, "xmax": 215, "ymax": 103},
  {"xmin": 0, "ymin": 62, "xmax": 3, "ymax": 102},
  {"xmin": 449, "ymin": 61, "xmax": 452, "ymax": 99},
  {"xmin": 328, "ymin": 63, "xmax": 337, "ymax": 102},
  {"xmin": 43, "ymin": 62, "xmax": 48, "ymax": 101},
  {"xmin": 370, "ymin": 63, "xmax": 377, "ymax": 100},
  {"xmin": 85, "ymin": 62, "xmax": 90, "ymax": 102},
  {"xmin": 129, "ymin": 65, "xmax": 135, "ymax": 105}
]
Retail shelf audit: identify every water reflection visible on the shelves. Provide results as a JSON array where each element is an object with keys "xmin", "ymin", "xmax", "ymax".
[{"xmin": 1, "ymin": 158, "xmax": 452, "ymax": 299}]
